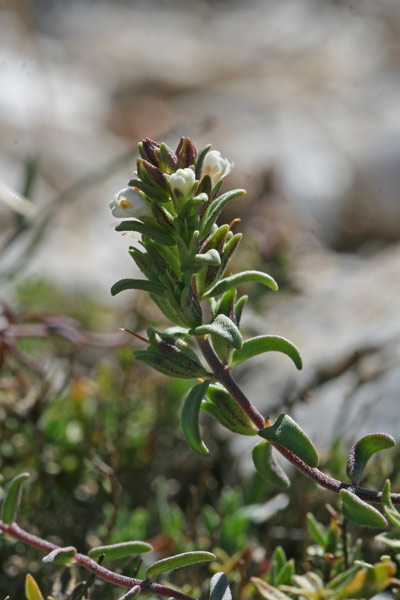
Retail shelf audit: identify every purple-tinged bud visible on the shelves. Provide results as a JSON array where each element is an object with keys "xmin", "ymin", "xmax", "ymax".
[
  {"xmin": 139, "ymin": 137, "xmax": 161, "ymax": 166},
  {"xmin": 137, "ymin": 158, "xmax": 166, "ymax": 189},
  {"xmin": 154, "ymin": 143, "xmax": 178, "ymax": 174},
  {"xmin": 176, "ymin": 137, "xmax": 197, "ymax": 168}
]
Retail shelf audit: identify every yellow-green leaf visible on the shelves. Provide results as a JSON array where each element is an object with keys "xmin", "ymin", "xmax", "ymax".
[
  {"xmin": 1, "ymin": 472, "xmax": 30, "ymax": 524},
  {"xmin": 42, "ymin": 546, "xmax": 76, "ymax": 564},
  {"xmin": 232, "ymin": 336, "xmax": 302, "ymax": 370},
  {"xmin": 25, "ymin": 574, "xmax": 44, "ymax": 600},
  {"xmin": 88, "ymin": 541, "xmax": 153, "ymax": 562}
]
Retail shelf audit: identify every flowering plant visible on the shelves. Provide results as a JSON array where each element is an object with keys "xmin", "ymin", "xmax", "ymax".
[{"xmin": 1, "ymin": 136, "xmax": 400, "ymax": 600}]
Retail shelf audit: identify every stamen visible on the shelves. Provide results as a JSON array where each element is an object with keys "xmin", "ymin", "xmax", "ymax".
[
  {"xmin": 229, "ymin": 218, "xmax": 241, "ymax": 230},
  {"xmin": 119, "ymin": 328, "xmax": 149, "ymax": 343}
]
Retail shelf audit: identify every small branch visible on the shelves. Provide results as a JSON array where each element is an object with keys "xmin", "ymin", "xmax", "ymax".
[
  {"xmin": 197, "ymin": 337, "xmax": 400, "ymax": 505},
  {"xmin": 0, "ymin": 522, "xmax": 197, "ymax": 600}
]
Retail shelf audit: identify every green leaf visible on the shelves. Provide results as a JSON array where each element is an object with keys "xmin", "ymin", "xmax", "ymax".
[
  {"xmin": 190, "ymin": 314, "xmax": 242, "ymax": 349},
  {"xmin": 195, "ymin": 144, "xmax": 212, "ymax": 179},
  {"xmin": 339, "ymin": 489, "xmax": 387, "ymax": 528},
  {"xmin": 111, "ymin": 279, "xmax": 165, "ymax": 297},
  {"xmin": 275, "ymin": 559, "xmax": 295, "ymax": 587},
  {"xmin": 252, "ymin": 441, "xmax": 290, "ymax": 488},
  {"xmin": 306, "ymin": 512, "xmax": 328, "ymax": 549},
  {"xmin": 270, "ymin": 546, "xmax": 286, "ymax": 583},
  {"xmin": 203, "ymin": 270, "xmax": 278, "ymax": 299},
  {"xmin": 134, "ymin": 349, "xmax": 208, "ymax": 379},
  {"xmin": 202, "ymin": 383, "xmax": 258, "ymax": 436},
  {"xmin": 181, "ymin": 381, "xmax": 210, "ymax": 457},
  {"xmin": 200, "ymin": 189, "xmax": 246, "ymax": 238},
  {"xmin": 346, "ymin": 433, "xmax": 395, "ymax": 485},
  {"xmin": 42, "ymin": 547, "xmax": 77, "ymax": 564},
  {"xmin": 115, "ymin": 219, "xmax": 175, "ymax": 246},
  {"xmin": 375, "ymin": 531, "xmax": 400, "ymax": 549},
  {"xmin": 145, "ymin": 551, "xmax": 215, "ymax": 578},
  {"xmin": 251, "ymin": 578, "xmax": 292, "ymax": 600},
  {"xmin": 88, "ymin": 541, "xmax": 153, "ymax": 562},
  {"xmin": 210, "ymin": 572, "xmax": 232, "ymax": 600},
  {"xmin": 234, "ymin": 295, "xmax": 248, "ymax": 326},
  {"xmin": 381, "ymin": 479, "xmax": 400, "ymax": 529},
  {"xmin": 25, "ymin": 574, "xmax": 44, "ymax": 600},
  {"xmin": 1, "ymin": 472, "xmax": 30, "ymax": 524},
  {"xmin": 193, "ymin": 249, "xmax": 221, "ymax": 267},
  {"xmin": 119, "ymin": 586, "xmax": 141, "ymax": 600},
  {"xmin": 232, "ymin": 335, "xmax": 302, "ymax": 369},
  {"xmin": 259, "ymin": 415, "xmax": 318, "ymax": 468},
  {"xmin": 327, "ymin": 564, "xmax": 362, "ymax": 592}
]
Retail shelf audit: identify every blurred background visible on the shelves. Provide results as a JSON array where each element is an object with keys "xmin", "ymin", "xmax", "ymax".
[{"xmin": 1, "ymin": 0, "xmax": 400, "ymax": 598}]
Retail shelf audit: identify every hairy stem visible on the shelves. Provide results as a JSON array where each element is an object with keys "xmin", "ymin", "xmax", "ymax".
[
  {"xmin": 0, "ymin": 521, "xmax": 196, "ymax": 600},
  {"xmin": 198, "ymin": 335, "xmax": 400, "ymax": 505}
]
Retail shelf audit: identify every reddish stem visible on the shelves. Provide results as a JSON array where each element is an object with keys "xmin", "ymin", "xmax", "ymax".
[{"xmin": 0, "ymin": 522, "xmax": 196, "ymax": 600}]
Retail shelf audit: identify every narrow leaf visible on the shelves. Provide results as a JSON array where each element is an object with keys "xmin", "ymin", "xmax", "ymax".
[
  {"xmin": 111, "ymin": 279, "xmax": 165, "ymax": 297},
  {"xmin": 25, "ymin": 574, "xmax": 44, "ymax": 600},
  {"xmin": 259, "ymin": 415, "xmax": 318, "ymax": 468},
  {"xmin": 119, "ymin": 586, "xmax": 141, "ymax": 600},
  {"xmin": 191, "ymin": 314, "xmax": 242, "ymax": 349},
  {"xmin": 145, "ymin": 551, "xmax": 215, "ymax": 578},
  {"xmin": 375, "ymin": 531, "xmax": 400, "ymax": 549},
  {"xmin": 337, "ymin": 560, "xmax": 395, "ymax": 599},
  {"xmin": 327, "ymin": 564, "xmax": 362, "ymax": 591},
  {"xmin": 200, "ymin": 189, "xmax": 246, "ymax": 238},
  {"xmin": 203, "ymin": 270, "xmax": 278, "ymax": 299},
  {"xmin": 210, "ymin": 572, "xmax": 232, "ymax": 600},
  {"xmin": 275, "ymin": 560, "xmax": 295, "ymax": 587},
  {"xmin": 381, "ymin": 479, "xmax": 400, "ymax": 528},
  {"xmin": 340, "ymin": 489, "xmax": 387, "ymax": 528},
  {"xmin": 251, "ymin": 578, "xmax": 292, "ymax": 600},
  {"xmin": 306, "ymin": 512, "xmax": 328, "ymax": 549},
  {"xmin": 88, "ymin": 541, "xmax": 153, "ymax": 562},
  {"xmin": 346, "ymin": 433, "xmax": 395, "ymax": 484},
  {"xmin": 115, "ymin": 220, "xmax": 175, "ymax": 246},
  {"xmin": 43, "ymin": 547, "xmax": 77, "ymax": 564},
  {"xmin": 252, "ymin": 441, "xmax": 290, "ymax": 488},
  {"xmin": 1, "ymin": 472, "xmax": 29, "ymax": 524},
  {"xmin": 195, "ymin": 144, "xmax": 212, "ymax": 179},
  {"xmin": 232, "ymin": 335, "xmax": 302, "ymax": 369},
  {"xmin": 181, "ymin": 381, "xmax": 210, "ymax": 457}
]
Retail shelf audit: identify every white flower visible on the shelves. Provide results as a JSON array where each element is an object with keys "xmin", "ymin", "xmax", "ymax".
[
  {"xmin": 201, "ymin": 150, "xmax": 233, "ymax": 188},
  {"xmin": 165, "ymin": 167, "xmax": 196, "ymax": 197},
  {"xmin": 110, "ymin": 187, "xmax": 146, "ymax": 218}
]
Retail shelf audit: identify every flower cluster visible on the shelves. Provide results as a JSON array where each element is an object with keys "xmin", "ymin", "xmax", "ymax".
[{"xmin": 110, "ymin": 137, "xmax": 233, "ymax": 219}]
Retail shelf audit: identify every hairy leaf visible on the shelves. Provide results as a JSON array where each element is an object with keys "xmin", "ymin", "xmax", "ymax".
[
  {"xmin": 339, "ymin": 489, "xmax": 387, "ymax": 528},
  {"xmin": 232, "ymin": 335, "xmax": 302, "ymax": 369},
  {"xmin": 252, "ymin": 441, "xmax": 290, "ymax": 488},
  {"xmin": 203, "ymin": 270, "xmax": 278, "ymax": 299},
  {"xmin": 88, "ymin": 541, "xmax": 153, "ymax": 562},
  {"xmin": 1, "ymin": 472, "xmax": 30, "ymax": 524},
  {"xmin": 202, "ymin": 384, "xmax": 258, "ymax": 436},
  {"xmin": 115, "ymin": 219, "xmax": 175, "ymax": 246},
  {"xmin": 181, "ymin": 381, "xmax": 210, "ymax": 457},
  {"xmin": 145, "ymin": 551, "xmax": 215, "ymax": 578},
  {"xmin": 259, "ymin": 415, "xmax": 318, "ymax": 468},
  {"xmin": 119, "ymin": 586, "xmax": 141, "ymax": 600},
  {"xmin": 251, "ymin": 578, "xmax": 292, "ymax": 600},
  {"xmin": 346, "ymin": 433, "xmax": 395, "ymax": 485},
  {"xmin": 209, "ymin": 572, "xmax": 232, "ymax": 600},
  {"xmin": 42, "ymin": 547, "xmax": 77, "ymax": 565},
  {"xmin": 200, "ymin": 189, "xmax": 246, "ymax": 238},
  {"xmin": 111, "ymin": 279, "xmax": 165, "ymax": 297},
  {"xmin": 193, "ymin": 249, "xmax": 221, "ymax": 266},
  {"xmin": 375, "ymin": 531, "xmax": 400, "ymax": 549},
  {"xmin": 191, "ymin": 314, "xmax": 242, "ymax": 349}
]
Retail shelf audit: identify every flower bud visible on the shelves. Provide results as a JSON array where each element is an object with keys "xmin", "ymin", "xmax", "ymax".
[
  {"xmin": 176, "ymin": 137, "xmax": 197, "ymax": 168},
  {"xmin": 137, "ymin": 158, "xmax": 166, "ymax": 189},
  {"xmin": 138, "ymin": 137, "xmax": 161, "ymax": 166},
  {"xmin": 110, "ymin": 187, "xmax": 147, "ymax": 218},
  {"xmin": 200, "ymin": 150, "xmax": 233, "ymax": 189},
  {"xmin": 165, "ymin": 167, "xmax": 196, "ymax": 199},
  {"xmin": 154, "ymin": 143, "xmax": 178, "ymax": 174}
]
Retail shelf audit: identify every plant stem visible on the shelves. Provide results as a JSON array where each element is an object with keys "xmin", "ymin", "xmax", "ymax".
[
  {"xmin": 198, "ymin": 336, "xmax": 400, "ymax": 505},
  {"xmin": 0, "ymin": 521, "xmax": 197, "ymax": 600}
]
